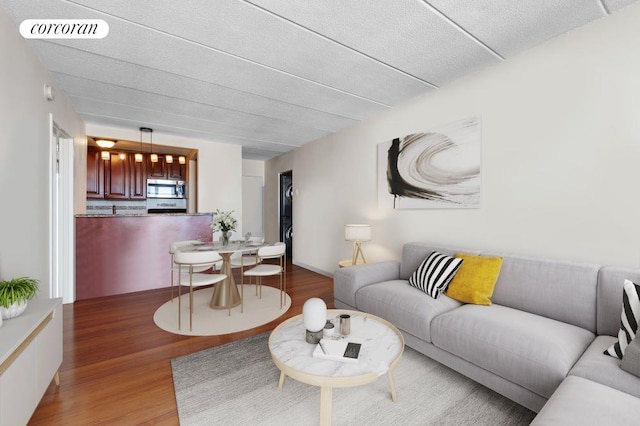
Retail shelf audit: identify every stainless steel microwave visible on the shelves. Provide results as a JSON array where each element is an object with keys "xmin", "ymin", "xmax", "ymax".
[{"xmin": 147, "ymin": 179, "xmax": 186, "ymax": 199}]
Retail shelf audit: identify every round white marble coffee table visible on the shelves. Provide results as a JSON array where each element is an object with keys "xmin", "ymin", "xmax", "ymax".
[{"xmin": 269, "ymin": 309, "xmax": 404, "ymax": 426}]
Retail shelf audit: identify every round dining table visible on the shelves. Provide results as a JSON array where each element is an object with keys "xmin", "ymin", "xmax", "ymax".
[{"xmin": 178, "ymin": 241, "xmax": 264, "ymax": 311}]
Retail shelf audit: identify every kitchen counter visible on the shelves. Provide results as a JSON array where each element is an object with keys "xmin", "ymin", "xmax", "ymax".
[
  {"xmin": 75, "ymin": 213, "xmax": 214, "ymax": 300},
  {"xmin": 76, "ymin": 212, "xmax": 213, "ymax": 217}
]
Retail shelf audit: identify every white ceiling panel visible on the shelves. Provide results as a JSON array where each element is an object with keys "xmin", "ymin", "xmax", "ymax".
[
  {"xmin": 1, "ymin": 0, "xmax": 636, "ymax": 160},
  {"xmin": 84, "ymin": 114, "xmax": 295, "ymax": 154},
  {"xmin": 71, "ymin": 0, "xmax": 436, "ymax": 104},
  {"xmin": 71, "ymin": 97, "xmax": 323, "ymax": 147},
  {"xmin": 246, "ymin": 0, "xmax": 502, "ymax": 85},
  {"xmin": 37, "ymin": 44, "xmax": 359, "ymax": 131},
  {"xmin": 603, "ymin": 0, "xmax": 640, "ymax": 11},
  {"xmin": 56, "ymin": 74, "xmax": 330, "ymax": 143},
  {"xmin": 426, "ymin": 0, "xmax": 607, "ymax": 57}
]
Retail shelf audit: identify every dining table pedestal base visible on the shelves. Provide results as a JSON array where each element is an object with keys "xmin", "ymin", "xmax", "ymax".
[{"xmin": 210, "ymin": 252, "xmax": 242, "ymax": 310}]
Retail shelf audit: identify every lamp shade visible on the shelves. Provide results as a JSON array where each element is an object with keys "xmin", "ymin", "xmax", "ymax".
[
  {"xmin": 344, "ymin": 224, "xmax": 371, "ymax": 242},
  {"xmin": 302, "ymin": 298, "xmax": 327, "ymax": 332}
]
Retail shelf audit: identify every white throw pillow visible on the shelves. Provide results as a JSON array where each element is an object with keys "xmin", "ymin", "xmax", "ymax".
[
  {"xmin": 604, "ymin": 279, "xmax": 640, "ymax": 359},
  {"xmin": 408, "ymin": 251, "xmax": 463, "ymax": 299}
]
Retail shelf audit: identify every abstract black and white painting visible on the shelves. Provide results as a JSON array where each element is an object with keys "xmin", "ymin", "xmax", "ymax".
[{"xmin": 377, "ymin": 116, "xmax": 481, "ymax": 209}]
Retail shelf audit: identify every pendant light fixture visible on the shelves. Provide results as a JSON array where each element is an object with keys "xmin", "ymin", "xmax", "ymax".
[
  {"xmin": 137, "ymin": 127, "xmax": 153, "ymax": 163},
  {"xmin": 165, "ymin": 154, "xmax": 173, "ymax": 164},
  {"xmin": 101, "ymin": 151, "xmax": 110, "ymax": 160},
  {"xmin": 178, "ymin": 156, "xmax": 186, "ymax": 164}
]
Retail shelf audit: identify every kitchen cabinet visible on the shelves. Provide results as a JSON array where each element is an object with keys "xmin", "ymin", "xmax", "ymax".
[
  {"xmin": 167, "ymin": 160, "xmax": 187, "ymax": 180},
  {"xmin": 86, "ymin": 147, "xmax": 104, "ymax": 199},
  {"xmin": 86, "ymin": 149, "xmax": 147, "ymax": 200},
  {"xmin": 105, "ymin": 152, "xmax": 129, "ymax": 199},
  {"xmin": 148, "ymin": 155, "xmax": 186, "ymax": 180},
  {"xmin": 129, "ymin": 154, "xmax": 147, "ymax": 199},
  {"xmin": 147, "ymin": 155, "xmax": 166, "ymax": 178}
]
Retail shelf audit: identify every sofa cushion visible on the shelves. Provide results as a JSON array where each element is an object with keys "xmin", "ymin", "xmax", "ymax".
[
  {"xmin": 596, "ymin": 266, "xmax": 640, "ymax": 336},
  {"xmin": 569, "ymin": 335, "xmax": 640, "ymax": 399},
  {"xmin": 408, "ymin": 251, "xmax": 463, "ymax": 298},
  {"xmin": 531, "ymin": 376, "xmax": 640, "ymax": 426},
  {"xmin": 445, "ymin": 253, "xmax": 503, "ymax": 305},
  {"xmin": 431, "ymin": 304, "xmax": 595, "ymax": 398},
  {"xmin": 482, "ymin": 252, "xmax": 599, "ymax": 332},
  {"xmin": 355, "ymin": 280, "xmax": 462, "ymax": 343},
  {"xmin": 621, "ymin": 336, "xmax": 640, "ymax": 378},
  {"xmin": 604, "ymin": 279, "xmax": 640, "ymax": 359}
]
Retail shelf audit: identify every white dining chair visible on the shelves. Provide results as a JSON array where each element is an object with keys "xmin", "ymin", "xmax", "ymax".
[
  {"xmin": 169, "ymin": 240, "xmax": 221, "ymax": 302},
  {"xmin": 243, "ymin": 243, "xmax": 287, "ymax": 309},
  {"xmin": 230, "ymin": 236, "xmax": 265, "ymax": 294},
  {"xmin": 174, "ymin": 250, "xmax": 227, "ymax": 331}
]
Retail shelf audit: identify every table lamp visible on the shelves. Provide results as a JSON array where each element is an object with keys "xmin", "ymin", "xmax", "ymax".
[
  {"xmin": 303, "ymin": 298, "xmax": 327, "ymax": 344},
  {"xmin": 345, "ymin": 224, "xmax": 371, "ymax": 265}
]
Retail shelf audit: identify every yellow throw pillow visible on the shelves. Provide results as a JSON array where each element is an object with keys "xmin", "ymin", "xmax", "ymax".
[{"xmin": 445, "ymin": 253, "xmax": 503, "ymax": 305}]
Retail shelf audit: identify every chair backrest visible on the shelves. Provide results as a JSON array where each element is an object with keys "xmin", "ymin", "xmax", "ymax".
[
  {"xmin": 257, "ymin": 243, "xmax": 286, "ymax": 259},
  {"xmin": 170, "ymin": 240, "xmax": 201, "ymax": 254},
  {"xmin": 174, "ymin": 250, "xmax": 222, "ymax": 266}
]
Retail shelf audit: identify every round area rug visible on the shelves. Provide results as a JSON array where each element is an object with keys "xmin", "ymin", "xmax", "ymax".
[{"xmin": 153, "ymin": 285, "xmax": 291, "ymax": 336}]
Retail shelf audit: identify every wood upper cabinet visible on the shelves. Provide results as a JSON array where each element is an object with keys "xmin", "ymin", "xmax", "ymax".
[
  {"xmin": 86, "ymin": 147, "xmax": 104, "ymax": 199},
  {"xmin": 167, "ymin": 160, "xmax": 186, "ymax": 180},
  {"xmin": 129, "ymin": 154, "xmax": 147, "ymax": 199},
  {"xmin": 147, "ymin": 155, "xmax": 166, "ymax": 178},
  {"xmin": 148, "ymin": 155, "xmax": 186, "ymax": 180},
  {"xmin": 86, "ymin": 150, "xmax": 147, "ymax": 200},
  {"xmin": 105, "ymin": 152, "xmax": 129, "ymax": 199}
]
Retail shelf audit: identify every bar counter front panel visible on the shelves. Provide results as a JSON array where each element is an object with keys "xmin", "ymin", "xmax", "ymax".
[{"xmin": 75, "ymin": 213, "xmax": 213, "ymax": 300}]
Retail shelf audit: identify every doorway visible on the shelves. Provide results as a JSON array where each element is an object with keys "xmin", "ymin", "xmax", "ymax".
[
  {"xmin": 279, "ymin": 171, "xmax": 293, "ymax": 258},
  {"xmin": 50, "ymin": 116, "xmax": 74, "ymax": 302}
]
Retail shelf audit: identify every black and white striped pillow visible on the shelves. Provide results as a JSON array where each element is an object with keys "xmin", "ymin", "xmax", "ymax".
[
  {"xmin": 604, "ymin": 279, "xmax": 640, "ymax": 359},
  {"xmin": 408, "ymin": 251, "xmax": 463, "ymax": 299}
]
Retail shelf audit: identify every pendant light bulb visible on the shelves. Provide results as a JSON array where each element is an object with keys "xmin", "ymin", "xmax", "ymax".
[{"xmin": 165, "ymin": 155, "xmax": 173, "ymax": 164}]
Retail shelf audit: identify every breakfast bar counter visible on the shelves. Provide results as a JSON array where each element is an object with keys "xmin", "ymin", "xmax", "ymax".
[{"xmin": 75, "ymin": 213, "xmax": 213, "ymax": 300}]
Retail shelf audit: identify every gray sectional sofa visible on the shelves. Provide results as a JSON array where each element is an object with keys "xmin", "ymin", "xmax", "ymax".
[{"xmin": 333, "ymin": 242, "xmax": 640, "ymax": 423}]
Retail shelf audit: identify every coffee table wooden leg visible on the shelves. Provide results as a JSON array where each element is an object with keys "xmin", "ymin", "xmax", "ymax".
[
  {"xmin": 278, "ymin": 371, "xmax": 286, "ymax": 388},
  {"xmin": 320, "ymin": 386, "xmax": 332, "ymax": 426},
  {"xmin": 388, "ymin": 371, "xmax": 397, "ymax": 402}
]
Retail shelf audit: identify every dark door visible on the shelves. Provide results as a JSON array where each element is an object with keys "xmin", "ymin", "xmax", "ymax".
[{"xmin": 279, "ymin": 171, "xmax": 293, "ymax": 258}]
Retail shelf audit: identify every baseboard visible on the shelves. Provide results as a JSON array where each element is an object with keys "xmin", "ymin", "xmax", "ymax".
[{"xmin": 292, "ymin": 260, "xmax": 333, "ymax": 278}]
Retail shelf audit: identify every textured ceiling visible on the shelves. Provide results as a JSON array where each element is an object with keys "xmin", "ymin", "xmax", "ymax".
[{"xmin": 1, "ymin": 0, "xmax": 636, "ymax": 160}]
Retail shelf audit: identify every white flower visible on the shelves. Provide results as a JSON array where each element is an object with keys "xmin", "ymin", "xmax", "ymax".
[{"xmin": 210, "ymin": 209, "xmax": 237, "ymax": 233}]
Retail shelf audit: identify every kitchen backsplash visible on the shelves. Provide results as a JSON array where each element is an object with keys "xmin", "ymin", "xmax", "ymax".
[{"xmin": 86, "ymin": 200, "xmax": 147, "ymax": 215}]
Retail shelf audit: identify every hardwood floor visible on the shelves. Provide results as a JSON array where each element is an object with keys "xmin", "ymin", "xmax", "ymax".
[{"xmin": 29, "ymin": 263, "xmax": 334, "ymax": 425}]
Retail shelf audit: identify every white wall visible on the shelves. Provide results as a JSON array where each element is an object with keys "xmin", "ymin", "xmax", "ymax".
[
  {"xmin": 85, "ymin": 124, "xmax": 243, "ymax": 230},
  {"xmin": 0, "ymin": 7, "xmax": 86, "ymax": 297},
  {"xmin": 242, "ymin": 159, "xmax": 265, "ymax": 238},
  {"xmin": 266, "ymin": 4, "xmax": 640, "ymax": 275}
]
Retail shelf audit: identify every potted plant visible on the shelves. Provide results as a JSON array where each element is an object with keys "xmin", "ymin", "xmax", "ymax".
[
  {"xmin": 0, "ymin": 277, "xmax": 39, "ymax": 320},
  {"xmin": 210, "ymin": 209, "xmax": 237, "ymax": 246}
]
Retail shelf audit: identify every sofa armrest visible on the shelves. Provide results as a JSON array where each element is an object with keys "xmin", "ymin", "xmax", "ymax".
[{"xmin": 334, "ymin": 261, "xmax": 401, "ymax": 308}]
